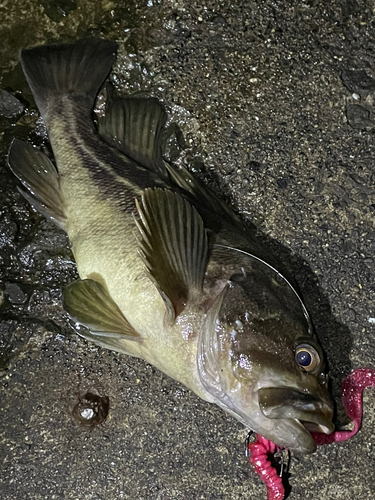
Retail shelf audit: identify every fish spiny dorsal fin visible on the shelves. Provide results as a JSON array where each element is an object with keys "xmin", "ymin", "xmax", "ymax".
[
  {"xmin": 135, "ymin": 188, "xmax": 209, "ymax": 322},
  {"xmin": 20, "ymin": 38, "xmax": 118, "ymax": 117},
  {"xmin": 8, "ymin": 139, "xmax": 66, "ymax": 229},
  {"xmin": 63, "ymin": 279, "xmax": 143, "ymax": 342},
  {"xmin": 98, "ymin": 96, "xmax": 168, "ymax": 179}
]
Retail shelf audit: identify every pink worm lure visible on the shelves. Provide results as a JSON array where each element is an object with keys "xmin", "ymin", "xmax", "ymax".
[{"xmin": 247, "ymin": 368, "xmax": 375, "ymax": 500}]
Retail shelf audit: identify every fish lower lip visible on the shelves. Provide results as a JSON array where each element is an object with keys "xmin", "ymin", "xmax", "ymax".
[
  {"xmin": 258, "ymin": 386, "xmax": 334, "ymax": 434},
  {"xmin": 289, "ymin": 418, "xmax": 333, "ymax": 438}
]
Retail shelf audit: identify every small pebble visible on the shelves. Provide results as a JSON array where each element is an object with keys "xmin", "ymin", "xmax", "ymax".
[{"xmin": 0, "ymin": 90, "xmax": 25, "ymax": 119}]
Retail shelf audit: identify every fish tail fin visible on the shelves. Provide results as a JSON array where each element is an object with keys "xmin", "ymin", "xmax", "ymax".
[{"xmin": 20, "ymin": 38, "xmax": 118, "ymax": 117}]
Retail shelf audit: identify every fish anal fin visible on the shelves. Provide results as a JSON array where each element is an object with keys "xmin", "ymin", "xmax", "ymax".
[
  {"xmin": 135, "ymin": 188, "xmax": 209, "ymax": 321},
  {"xmin": 8, "ymin": 139, "xmax": 66, "ymax": 229},
  {"xmin": 63, "ymin": 279, "xmax": 142, "ymax": 342},
  {"xmin": 98, "ymin": 96, "xmax": 168, "ymax": 178}
]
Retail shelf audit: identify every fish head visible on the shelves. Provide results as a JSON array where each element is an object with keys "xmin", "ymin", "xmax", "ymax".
[{"xmin": 198, "ymin": 254, "xmax": 334, "ymax": 454}]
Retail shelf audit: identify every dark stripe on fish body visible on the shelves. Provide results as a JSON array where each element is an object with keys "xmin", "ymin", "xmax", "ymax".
[
  {"xmin": 49, "ymin": 98, "xmax": 277, "ymax": 270},
  {"xmin": 50, "ymin": 97, "xmax": 165, "ymax": 213}
]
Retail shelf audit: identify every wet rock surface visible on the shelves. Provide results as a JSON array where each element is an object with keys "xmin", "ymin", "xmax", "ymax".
[
  {"xmin": 0, "ymin": 90, "xmax": 25, "ymax": 120},
  {"xmin": 0, "ymin": 1, "xmax": 374, "ymax": 499}
]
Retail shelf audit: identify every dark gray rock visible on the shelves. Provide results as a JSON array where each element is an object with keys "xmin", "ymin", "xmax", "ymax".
[
  {"xmin": 341, "ymin": 69, "xmax": 375, "ymax": 94},
  {"xmin": 40, "ymin": 0, "xmax": 77, "ymax": 22},
  {"xmin": 4, "ymin": 282, "xmax": 27, "ymax": 305},
  {"xmin": 0, "ymin": 90, "xmax": 25, "ymax": 119},
  {"xmin": 346, "ymin": 104, "xmax": 372, "ymax": 129}
]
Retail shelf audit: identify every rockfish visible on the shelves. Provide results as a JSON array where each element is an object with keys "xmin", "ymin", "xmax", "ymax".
[{"xmin": 8, "ymin": 38, "xmax": 334, "ymax": 453}]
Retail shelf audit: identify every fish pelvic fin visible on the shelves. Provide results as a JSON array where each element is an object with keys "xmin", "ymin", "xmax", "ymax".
[
  {"xmin": 135, "ymin": 188, "xmax": 209, "ymax": 321},
  {"xmin": 98, "ymin": 94, "xmax": 168, "ymax": 179},
  {"xmin": 8, "ymin": 139, "xmax": 66, "ymax": 229},
  {"xmin": 20, "ymin": 38, "xmax": 118, "ymax": 117},
  {"xmin": 63, "ymin": 279, "xmax": 143, "ymax": 343}
]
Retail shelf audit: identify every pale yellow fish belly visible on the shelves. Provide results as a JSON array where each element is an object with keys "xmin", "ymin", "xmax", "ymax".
[{"xmin": 56, "ymin": 149, "xmax": 211, "ymax": 401}]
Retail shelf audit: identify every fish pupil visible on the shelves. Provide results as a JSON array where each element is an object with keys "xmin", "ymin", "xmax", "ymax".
[{"xmin": 296, "ymin": 350, "xmax": 312, "ymax": 367}]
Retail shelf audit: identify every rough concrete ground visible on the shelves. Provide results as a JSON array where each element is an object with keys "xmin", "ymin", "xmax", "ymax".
[{"xmin": 0, "ymin": 0, "xmax": 374, "ymax": 499}]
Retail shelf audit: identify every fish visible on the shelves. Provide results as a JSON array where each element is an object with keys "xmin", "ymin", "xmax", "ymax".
[{"xmin": 8, "ymin": 37, "xmax": 334, "ymax": 454}]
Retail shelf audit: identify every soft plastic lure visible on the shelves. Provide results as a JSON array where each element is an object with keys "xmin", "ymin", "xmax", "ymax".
[
  {"xmin": 247, "ymin": 435, "xmax": 285, "ymax": 500},
  {"xmin": 247, "ymin": 368, "xmax": 375, "ymax": 500}
]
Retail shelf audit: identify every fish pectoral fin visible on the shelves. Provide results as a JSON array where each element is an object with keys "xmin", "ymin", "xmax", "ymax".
[
  {"xmin": 63, "ymin": 279, "xmax": 142, "ymax": 342},
  {"xmin": 98, "ymin": 94, "xmax": 168, "ymax": 179},
  {"xmin": 135, "ymin": 188, "xmax": 209, "ymax": 321},
  {"xmin": 8, "ymin": 139, "xmax": 66, "ymax": 229}
]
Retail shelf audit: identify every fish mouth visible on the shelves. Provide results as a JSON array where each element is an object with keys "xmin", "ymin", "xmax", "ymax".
[{"xmin": 258, "ymin": 387, "xmax": 335, "ymax": 451}]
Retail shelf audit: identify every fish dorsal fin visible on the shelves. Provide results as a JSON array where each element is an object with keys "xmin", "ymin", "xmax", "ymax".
[
  {"xmin": 135, "ymin": 188, "xmax": 209, "ymax": 321},
  {"xmin": 98, "ymin": 96, "xmax": 168, "ymax": 178},
  {"xmin": 8, "ymin": 139, "xmax": 66, "ymax": 229},
  {"xmin": 63, "ymin": 279, "xmax": 142, "ymax": 342}
]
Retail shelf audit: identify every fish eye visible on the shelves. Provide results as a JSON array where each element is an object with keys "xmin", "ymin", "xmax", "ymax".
[{"xmin": 295, "ymin": 344, "xmax": 320, "ymax": 372}]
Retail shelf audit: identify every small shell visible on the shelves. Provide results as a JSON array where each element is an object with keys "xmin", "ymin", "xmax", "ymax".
[{"xmin": 72, "ymin": 392, "xmax": 110, "ymax": 427}]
